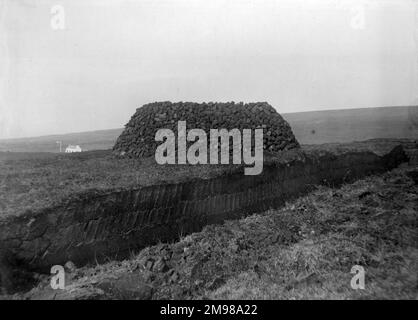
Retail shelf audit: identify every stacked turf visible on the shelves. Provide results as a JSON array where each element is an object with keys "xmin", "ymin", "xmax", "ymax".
[{"xmin": 113, "ymin": 101, "xmax": 300, "ymax": 158}]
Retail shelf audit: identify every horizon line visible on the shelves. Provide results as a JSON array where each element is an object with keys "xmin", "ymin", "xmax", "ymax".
[{"xmin": 1, "ymin": 105, "xmax": 416, "ymax": 142}]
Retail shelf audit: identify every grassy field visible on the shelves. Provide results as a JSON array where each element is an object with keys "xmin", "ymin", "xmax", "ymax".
[
  {"xmin": 0, "ymin": 149, "xmax": 246, "ymax": 219},
  {"xmin": 0, "ymin": 106, "xmax": 416, "ymax": 153},
  {"xmin": 8, "ymin": 164, "xmax": 417, "ymax": 300},
  {"xmin": 1, "ymin": 139, "xmax": 413, "ymax": 219}
]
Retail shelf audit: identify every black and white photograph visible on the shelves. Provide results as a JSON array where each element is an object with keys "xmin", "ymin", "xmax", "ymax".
[{"xmin": 0, "ymin": 0, "xmax": 417, "ymax": 304}]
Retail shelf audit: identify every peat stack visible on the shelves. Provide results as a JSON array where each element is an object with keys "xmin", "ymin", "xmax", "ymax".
[{"xmin": 113, "ymin": 101, "xmax": 300, "ymax": 158}]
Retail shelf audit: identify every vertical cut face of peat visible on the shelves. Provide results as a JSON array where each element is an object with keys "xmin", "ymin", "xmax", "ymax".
[{"xmin": 113, "ymin": 101, "xmax": 300, "ymax": 158}]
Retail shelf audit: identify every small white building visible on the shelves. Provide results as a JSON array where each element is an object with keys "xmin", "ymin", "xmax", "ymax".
[{"xmin": 65, "ymin": 145, "xmax": 82, "ymax": 153}]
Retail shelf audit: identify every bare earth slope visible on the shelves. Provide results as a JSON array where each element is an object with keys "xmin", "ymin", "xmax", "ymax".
[{"xmin": 8, "ymin": 164, "xmax": 417, "ymax": 300}]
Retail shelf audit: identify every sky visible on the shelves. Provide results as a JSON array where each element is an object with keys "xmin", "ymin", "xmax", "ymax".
[{"xmin": 0, "ymin": 0, "xmax": 417, "ymax": 139}]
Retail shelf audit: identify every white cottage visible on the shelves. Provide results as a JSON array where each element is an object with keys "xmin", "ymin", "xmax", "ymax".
[{"xmin": 65, "ymin": 145, "xmax": 82, "ymax": 153}]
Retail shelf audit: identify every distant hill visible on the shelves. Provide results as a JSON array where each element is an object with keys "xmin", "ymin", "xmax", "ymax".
[
  {"xmin": 0, "ymin": 128, "xmax": 123, "ymax": 153},
  {"xmin": 284, "ymin": 105, "xmax": 418, "ymax": 145},
  {"xmin": 0, "ymin": 106, "xmax": 416, "ymax": 153}
]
